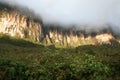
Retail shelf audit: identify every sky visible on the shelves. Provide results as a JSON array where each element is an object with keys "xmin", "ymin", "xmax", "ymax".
[{"xmin": 0, "ymin": 0, "xmax": 120, "ymax": 31}]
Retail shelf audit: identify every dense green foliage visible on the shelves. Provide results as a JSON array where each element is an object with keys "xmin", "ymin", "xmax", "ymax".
[{"xmin": 0, "ymin": 35, "xmax": 120, "ymax": 80}]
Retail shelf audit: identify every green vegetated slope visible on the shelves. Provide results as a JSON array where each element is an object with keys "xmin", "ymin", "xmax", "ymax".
[{"xmin": 0, "ymin": 34, "xmax": 120, "ymax": 80}]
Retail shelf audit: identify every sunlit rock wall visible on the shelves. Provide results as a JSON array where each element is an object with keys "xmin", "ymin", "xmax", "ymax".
[
  {"xmin": 0, "ymin": 3, "xmax": 117, "ymax": 47},
  {"xmin": 42, "ymin": 26, "xmax": 115, "ymax": 47},
  {"xmin": 0, "ymin": 7, "xmax": 42, "ymax": 42}
]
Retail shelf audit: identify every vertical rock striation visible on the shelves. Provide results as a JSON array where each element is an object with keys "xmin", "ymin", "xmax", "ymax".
[{"xmin": 0, "ymin": 3, "xmax": 118, "ymax": 47}]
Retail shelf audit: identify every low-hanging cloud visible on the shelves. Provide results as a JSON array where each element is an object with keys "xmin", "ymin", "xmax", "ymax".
[{"xmin": 1, "ymin": 0, "xmax": 120, "ymax": 32}]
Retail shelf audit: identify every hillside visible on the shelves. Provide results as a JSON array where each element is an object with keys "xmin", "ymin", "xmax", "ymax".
[
  {"xmin": 0, "ymin": 34, "xmax": 120, "ymax": 80},
  {"xmin": 0, "ymin": 2, "xmax": 120, "ymax": 80}
]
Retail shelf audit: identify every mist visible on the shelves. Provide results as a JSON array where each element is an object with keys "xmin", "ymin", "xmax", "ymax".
[{"xmin": 0, "ymin": 0, "xmax": 120, "ymax": 33}]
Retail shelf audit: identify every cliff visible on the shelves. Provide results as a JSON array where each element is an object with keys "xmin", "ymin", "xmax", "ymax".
[{"xmin": 0, "ymin": 3, "xmax": 118, "ymax": 47}]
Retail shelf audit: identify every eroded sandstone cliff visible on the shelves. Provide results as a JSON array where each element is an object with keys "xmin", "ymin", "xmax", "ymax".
[{"xmin": 0, "ymin": 3, "xmax": 118, "ymax": 47}]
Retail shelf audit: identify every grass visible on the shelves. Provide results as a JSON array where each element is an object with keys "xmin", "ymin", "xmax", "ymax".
[{"xmin": 0, "ymin": 34, "xmax": 120, "ymax": 80}]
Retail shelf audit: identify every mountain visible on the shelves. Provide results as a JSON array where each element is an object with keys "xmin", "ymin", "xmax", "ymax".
[{"xmin": 0, "ymin": 3, "xmax": 119, "ymax": 47}]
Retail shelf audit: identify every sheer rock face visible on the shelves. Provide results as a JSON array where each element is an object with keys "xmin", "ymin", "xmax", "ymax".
[
  {"xmin": 43, "ymin": 27, "xmax": 115, "ymax": 47},
  {"xmin": 0, "ymin": 4, "xmax": 118, "ymax": 47},
  {"xmin": 0, "ymin": 8, "xmax": 42, "ymax": 42}
]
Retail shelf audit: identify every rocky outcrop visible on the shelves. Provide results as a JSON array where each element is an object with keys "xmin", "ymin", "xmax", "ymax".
[
  {"xmin": 42, "ymin": 26, "xmax": 115, "ymax": 47},
  {"xmin": 0, "ymin": 3, "xmax": 118, "ymax": 47},
  {"xmin": 0, "ymin": 5, "xmax": 42, "ymax": 42}
]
